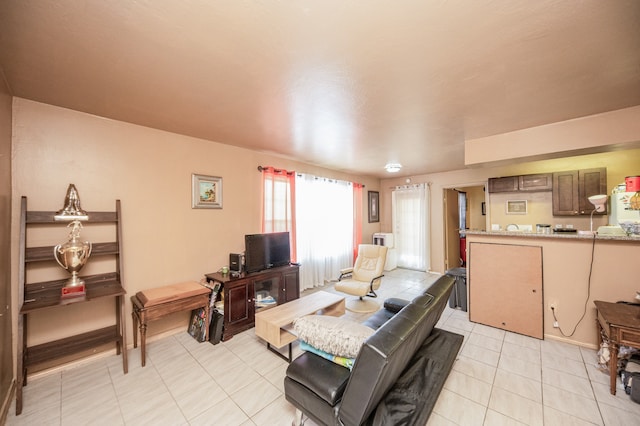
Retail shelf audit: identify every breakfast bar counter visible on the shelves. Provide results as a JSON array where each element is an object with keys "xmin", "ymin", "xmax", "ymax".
[
  {"xmin": 465, "ymin": 231, "xmax": 640, "ymax": 348},
  {"xmin": 465, "ymin": 230, "xmax": 640, "ymax": 242}
]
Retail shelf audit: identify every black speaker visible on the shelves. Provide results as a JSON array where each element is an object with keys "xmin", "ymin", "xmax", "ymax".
[
  {"xmin": 208, "ymin": 310, "xmax": 224, "ymax": 345},
  {"xmin": 229, "ymin": 253, "xmax": 243, "ymax": 273}
]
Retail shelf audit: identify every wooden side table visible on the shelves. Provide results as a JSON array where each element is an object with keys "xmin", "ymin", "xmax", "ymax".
[{"xmin": 594, "ymin": 300, "xmax": 640, "ymax": 395}]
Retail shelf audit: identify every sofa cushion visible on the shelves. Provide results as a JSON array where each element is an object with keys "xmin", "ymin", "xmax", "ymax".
[
  {"xmin": 286, "ymin": 351, "xmax": 352, "ymax": 406},
  {"xmin": 362, "ymin": 307, "xmax": 396, "ymax": 330},
  {"xmin": 293, "ymin": 315, "xmax": 375, "ymax": 358}
]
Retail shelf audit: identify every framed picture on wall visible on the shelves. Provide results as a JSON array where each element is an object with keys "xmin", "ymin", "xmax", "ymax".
[
  {"xmin": 368, "ymin": 191, "xmax": 379, "ymax": 223},
  {"xmin": 192, "ymin": 174, "xmax": 223, "ymax": 209},
  {"xmin": 506, "ymin": 200, "xmax": 527, "ymax": 215}
]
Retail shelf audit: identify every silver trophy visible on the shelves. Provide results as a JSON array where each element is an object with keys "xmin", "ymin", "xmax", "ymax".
[{"xmin": 54, "ymin": 220, "xmax": 92, "ymax": 297}]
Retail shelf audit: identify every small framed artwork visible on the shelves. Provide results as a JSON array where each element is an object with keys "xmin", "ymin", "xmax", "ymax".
[
  {"xmin": 506, "ymin": 200, "xmax": 527, "ymax": 215},
  {"xmin": 368, "ymin": 191, "xmax": 380, "ymax": 223},
  {"xmin": 192, "ymin": 174, "xmax": 223, "ymax": 209}
]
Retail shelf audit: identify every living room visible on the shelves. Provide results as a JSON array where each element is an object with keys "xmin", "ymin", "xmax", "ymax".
[{"xmin": 2, "ymin": 2, "xmax": 640, "ymax": 424}]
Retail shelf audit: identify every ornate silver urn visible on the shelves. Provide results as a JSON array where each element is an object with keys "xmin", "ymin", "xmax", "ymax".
[{"xmin": 54, "ymin": 220, "xmax": 92, "ymax": 297}]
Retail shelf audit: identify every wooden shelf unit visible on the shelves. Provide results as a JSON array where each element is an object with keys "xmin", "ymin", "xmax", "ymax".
[{"xmin": 16, "ymin": 197, "xmax": 128, "ymax": 415}]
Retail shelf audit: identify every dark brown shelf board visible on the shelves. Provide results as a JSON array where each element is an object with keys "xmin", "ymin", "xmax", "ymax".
[
  {"xmin": 21, "ymin": 273, "xmax": 125, "ymax": 313},
  {"xmin": 25, "ymin": 241, "xmax": 119, "ymax": 263},
  {"xmin": 25, "ymin": 325, "xmax": 121, "ymax": 367},
  {"xmin": 26, "ymin": 211, "xmax": 118, "ymax": 224}
]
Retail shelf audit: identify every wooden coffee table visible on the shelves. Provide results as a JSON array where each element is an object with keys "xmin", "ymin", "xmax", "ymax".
[{"xmin": 255, "ymin": 291, "xmax": 345, "ymax": 362}]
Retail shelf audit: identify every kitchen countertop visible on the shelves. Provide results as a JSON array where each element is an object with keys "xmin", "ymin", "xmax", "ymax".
[{"xmin": 464, "ymin": 230, "xmax": 640, "ymax": 242}]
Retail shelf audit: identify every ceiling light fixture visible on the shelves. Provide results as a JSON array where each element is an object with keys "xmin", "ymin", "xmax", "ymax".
[{"xmin": 384, "ymin": 163, "xmax": 402, "ymax": 173}]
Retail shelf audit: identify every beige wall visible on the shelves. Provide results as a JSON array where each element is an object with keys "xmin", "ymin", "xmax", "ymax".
[
  {"xmin": 465, "ymin": 106, "xmax": 640, "ymax": 166},
  {"xmin": 0, "ymin": 69, "xmax": 13, "ymax": 418},
  {"xmin": 10, "ymin": 97, "xmax": 640, "ymax": 372},
  {"xmin": 381, "ymin": 148, "xmax": 640, "ymax": 274},
  {"xmin": 10, "ymin": 99, "xmax": 380, "ymax": 356}
]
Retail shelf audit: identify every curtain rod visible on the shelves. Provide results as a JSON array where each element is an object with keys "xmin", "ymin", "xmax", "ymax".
[
  {"xmin": 258, "ymin": 166, "xmax": 365, "ymax": 187},
  {"xmin": 257, "ymin": 165, "xmax": 295, "ymax": 175}
]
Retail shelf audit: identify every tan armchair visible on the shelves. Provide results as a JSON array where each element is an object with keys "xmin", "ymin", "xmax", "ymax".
[{"xmin": 335, "ymin": 244, "xmax": 388, "ymax": 312}]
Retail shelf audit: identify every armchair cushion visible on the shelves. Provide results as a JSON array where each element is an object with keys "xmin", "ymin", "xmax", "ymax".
[
  {"xmin": 293, "ymin": 315, "xmax": 375, "ymax": 358},
  {"xmin": 334, "ymin": 279, "xmax": 374, "ymax": 297}
]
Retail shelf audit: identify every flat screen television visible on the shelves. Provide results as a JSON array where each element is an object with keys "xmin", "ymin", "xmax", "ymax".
[{"xmin": 244, "ymin": 232, "xmax": 291, "ymax": 273}]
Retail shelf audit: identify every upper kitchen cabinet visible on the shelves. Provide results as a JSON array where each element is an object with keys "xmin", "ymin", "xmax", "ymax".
[
  {"xmin": 488, "ymin": 176, "xmax": 519, "ymax": 193},
  {"xmin": 552, "ymin": 168, "xmax": 607, "ymax": 216},
  {"xmin": 488, "ymin": 173, "xmax": 552, "ymax": 193},
  {"xmin": 518, "ymin": 173, "xmax": 553, "ymax": 192}
]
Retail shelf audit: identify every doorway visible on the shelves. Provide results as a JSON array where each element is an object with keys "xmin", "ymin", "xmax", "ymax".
[
  {"xmin": 444, "ymin": 184, "xmax": 487, "ymax": 271},
  {"xmin": 392, "ymin": 184, "xmax": 427, "ymax": 271}
]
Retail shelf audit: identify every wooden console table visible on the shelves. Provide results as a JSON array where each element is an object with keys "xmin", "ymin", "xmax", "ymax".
[
  {"xmin": 594, "ymin": 300, "xmax": 640, "ymax": 395},
  {"xmin": 131, "ymin": 281, "xmax": 211, "ymax": 366}
]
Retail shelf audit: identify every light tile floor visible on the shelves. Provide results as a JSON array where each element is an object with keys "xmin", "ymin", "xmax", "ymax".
[{"xmin": 6, "ymin": 268, "xmax": 640, "ymax": 425}]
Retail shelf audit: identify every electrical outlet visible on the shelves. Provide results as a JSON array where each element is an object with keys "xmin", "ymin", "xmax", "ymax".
[
  {"xmin": 553, "ymin": 321, "xmax": 559, "ymax": 328},
  {"xmin": 548, "ymin": 300, "xmax": 558, "ymax": 311}
]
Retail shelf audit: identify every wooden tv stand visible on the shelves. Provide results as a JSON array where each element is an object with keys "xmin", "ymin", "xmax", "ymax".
[{"xmin": 205, "ymin": 264, "xmax": 300, "ymax": 341}]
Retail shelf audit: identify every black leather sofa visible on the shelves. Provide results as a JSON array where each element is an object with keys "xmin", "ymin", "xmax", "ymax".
[{"xmin": 284, "ymin": 274, "xmax": 464, "ymax": 426}]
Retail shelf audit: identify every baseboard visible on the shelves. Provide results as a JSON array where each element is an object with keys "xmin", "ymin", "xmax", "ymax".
[
  {"xmin": 544, "ymin": 333, "xmax": 598, "ymax": 350},
  {"xmin": 1, "ymin": 379, "xmax": 15, "ymax": 424}
]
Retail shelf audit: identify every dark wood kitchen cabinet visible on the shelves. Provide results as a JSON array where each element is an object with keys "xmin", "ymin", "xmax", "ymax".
[
  {"xmin": 488, "ymin": 176, "xmax": 519, "ymax": 193},
  {"xmin": 552, "ymin": 168, "xmax": 607, "ymax": 215},
  {"xmin": 488, "ymin": 173, "xmax": 552, "ymax": 193},
  {"xmin": 518, "ymin": 173, "xmax": 553, "ymax": 192}
]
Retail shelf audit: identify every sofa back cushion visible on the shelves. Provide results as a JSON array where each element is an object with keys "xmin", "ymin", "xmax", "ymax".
[{"xmin": 337, "ymin": 274, "xmax": 455, "ymax": 426}]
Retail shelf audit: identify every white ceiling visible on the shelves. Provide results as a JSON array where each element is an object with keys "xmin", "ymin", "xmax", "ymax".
[{"xmin": 1, "ymin": 1, "xmax": 639, "ymax": 178}]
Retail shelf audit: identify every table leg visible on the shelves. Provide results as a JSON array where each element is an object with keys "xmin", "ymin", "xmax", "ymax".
[
  {"xmin": 140, "ymin": 319, "xmax": 147, "ymax": 367},
  {"xmin": 266, "ymin": 342, "xmax": 292, "ymax": 363},
  {"xmin": 119, "ymin": 295, "xmax": 128, "ymax": 374},
  {"xmin": 132, "ymin": 311, "xmax": 138, "ymax": 348},
  {"xmin": 205, "ymin": 302, "xmax": 210, "ymax": 341},
  {"xmin": 610, "ymin": 342, "xmax": 618, "ymax": 395}
]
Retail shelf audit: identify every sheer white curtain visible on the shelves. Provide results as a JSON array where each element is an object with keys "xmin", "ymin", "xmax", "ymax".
[
  {"xmin": 392, "ymin": 184, "xmax": 428, "ymax": 271},
  {"xmin": 296, "ymin": 174, "xmax": 354, "ymax": 290}
]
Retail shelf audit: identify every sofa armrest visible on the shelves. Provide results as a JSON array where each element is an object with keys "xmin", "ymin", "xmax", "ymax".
[
  {"xmin": 286, "ymin": 352, "xmax": 351, "ymax": 406},
  {"xmin": 383, "ymin": 298, "xmax": 409, "ymax": 313}
]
